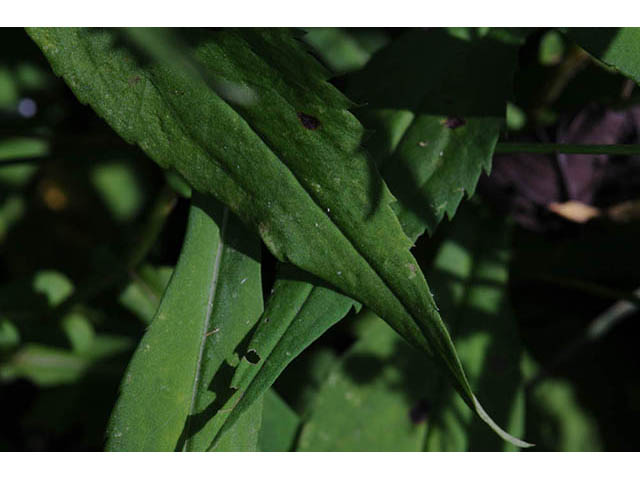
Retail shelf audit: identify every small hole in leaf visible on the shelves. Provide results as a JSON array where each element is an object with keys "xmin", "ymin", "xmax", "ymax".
[
  {"xmin": 246, "ymin": 349, "xmax": 261, "ymax": 364},
  {"xmin": 297, "ymin": 112, "xmax": 320, "ymax": 130}
]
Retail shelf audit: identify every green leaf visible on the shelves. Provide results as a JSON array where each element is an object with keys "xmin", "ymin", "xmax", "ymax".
[
  {"xmin": 259, "ymin": 389, "xmax": 300, "ymax": 452},
  {"xmin": 105, "ymin": 193, "xmax": 264, "ymax": 451},
  {"xmin": 210, "ymin": 399, "xmax": 263, "ymax": 452},
  {"xmin": 118, "ymin": 265, "xmax": 173, "ymax": 325},
  {"xmin": 217, "ymin": 28, "xmax": 530, "ymax": 447},
  {"xmin": 0, "ymin": 137, "xmax": 47, "ymax": 186},
  {"xmin": 0, "ymin": 344, "xmax": 87, "ymax": 385},
  {"xmin": 298, "ymin": 203, "xmax": 526, "ymax": 451},
  {"xmin": 351, "ymin": 27, "xmax": 526, "ymax": 239},
  {"xmin": 0, "ymin": 335, "xmax": 132, "ymax": 387},
  {"xmin": 567, "ymin": 28, "xmax": 640, "ymax": 84},
  {"xmin": 422, "ymin": 204, "xmax": 525, "ymax": 451},
  {"xmin": 297, "ymin": 315, "xmax": 432, "ymax": 451},
  {"xmin": 538, "ymin": 30, "xmax": 565, "ymax": 66},
  {"xmin": 28, "ymin": 27, "xmax": 528, "ymax": 446},
  {"xmin": 0, "ymin": 317, "xmax": 20, "ymax": 351},
  {"xmin": 209, "ymin": 266, "xmax": 355, "ymax": 445},
  {"xmin": 527, "ymin": 377, "xmax": 602, "ymax": 451},
  {"xmin": 90, "ymin": 161, "xmax": 144, "ymax": 222},
  {"xmin": 32, "ymin": 270, "xmax": 74, "ymax": 307},
  {"xmin": 303, "ymin": 28, "xmax": 389, "ymax": 74}
]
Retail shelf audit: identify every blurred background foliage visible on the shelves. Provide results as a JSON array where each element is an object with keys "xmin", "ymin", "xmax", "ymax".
[{"xmin": 1, "ymin": 27, "xmax": 640, "ymax": 451}]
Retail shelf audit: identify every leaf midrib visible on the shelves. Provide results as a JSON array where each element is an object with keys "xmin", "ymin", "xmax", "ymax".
[{"xmin": 183, "ymin": 206, "xmax": 230, "ymax": 451}]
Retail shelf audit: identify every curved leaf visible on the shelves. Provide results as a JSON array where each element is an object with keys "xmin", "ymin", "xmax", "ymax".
[
  {"xmin": 106, "ymin": 194, "xmax": 263, "ymax": 451},
  {"xmin": 28, "ymin": 27, "xmax": 527, "ymax": 445}
]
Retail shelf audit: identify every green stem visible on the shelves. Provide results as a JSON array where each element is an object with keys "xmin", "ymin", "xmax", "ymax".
[{"xmin": 495, "ymin": 143, "xmax": 640, "ymax": 156}]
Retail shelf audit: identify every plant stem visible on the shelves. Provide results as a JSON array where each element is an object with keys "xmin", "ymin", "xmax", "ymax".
[{"xmin": 495, "ymin": 143, "xmax": 640, "ymax": 156}]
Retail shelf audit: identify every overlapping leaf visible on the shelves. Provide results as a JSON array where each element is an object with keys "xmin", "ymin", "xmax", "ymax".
[
  {"xmin": 207, "ymin": 28, "xmax": 531, "ymax": 447},
  {"xmin": 106, "ymin": 194, "xmax": 264, "ymax": 451},
  {"xmin": 210, "ymin": 266, "xmax": 356, "ymax": 446},
  {"xmin": 28, "ymin": 27, "xmax": 528, "ymax": 446},
  {"xmin": 351, "ymin": 28, "xmax": 527, "ymax": 239}
]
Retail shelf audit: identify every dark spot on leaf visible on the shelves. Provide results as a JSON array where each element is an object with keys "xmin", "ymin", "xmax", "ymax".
[
  {"xmin": 128, "ymin": 75, "xmax": 141, "ymax": 86},
  {"xmin": 443, "ymin": 116, "xmax": 466, "ymax": 129},
  {"xmin": 246, "ymin": 349, "xmax": 260, "ymax": 364},
  {"xmin": 263, "ymin": 317, "xmax": 270, "ymax": 323},
  {"xmin": 297, "ymin": 112, "xmax": 320, "ymax": 130},
  {"xmin": 409, "ymin": 398, "xmax": 431, "ymax": 424}
]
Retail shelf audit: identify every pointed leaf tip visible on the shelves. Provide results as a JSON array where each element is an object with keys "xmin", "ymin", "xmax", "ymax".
[{"xmin": 473, "ymin": 395, "xmax": 534, "ymax": 449}]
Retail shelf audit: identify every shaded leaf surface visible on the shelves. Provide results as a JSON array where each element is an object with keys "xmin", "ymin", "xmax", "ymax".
[
  {"xmin": 298, "ymin": 203, "xmax": 525, "ymax": 451},
  {"xmin": 422, "ymin": 204, "xmax": 525, "ymax": 451},
  {"xmin": 522, "ymin": 355, "xmax": 602, "ymax": 451},
  {"xmin": 351, "ymin": 28, "xmax": 526, "ymax": 239},
  {"xmin": 296, "ymin": 314, "xmax": 431, "ymax": 451},
  {"xmin": 27, "ymin": 27, "xmax": 509, "ymax": 442},
  {"xmin": 259, "ymin": 389, "xmax": 300, "ymax": 452}
]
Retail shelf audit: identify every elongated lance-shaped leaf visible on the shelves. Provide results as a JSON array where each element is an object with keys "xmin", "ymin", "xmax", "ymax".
[
  {"xmin": 298, "ymin": 202, "xmax": 525, "ymax": 451},
  {"xmin": 106, "ymin": 193, "xmax": 264, "ymax": 451},
  {"xmin": 28, "ymin": 27, "xmax": 527, "ymax": 446},
  {"xmin": 351, "ymin": 27, "xmax": 527, "ymax": 240},
  {"xmin": 180, "ymin": 198, "xmax": 264, "ymax": 452},
  {"xmin": 566, "ymin": 28, "xmax": 640, "ymax": 85},
  {"xmin": 210, "ymin": 28, "xmax": 532, "ymax": 447}
]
